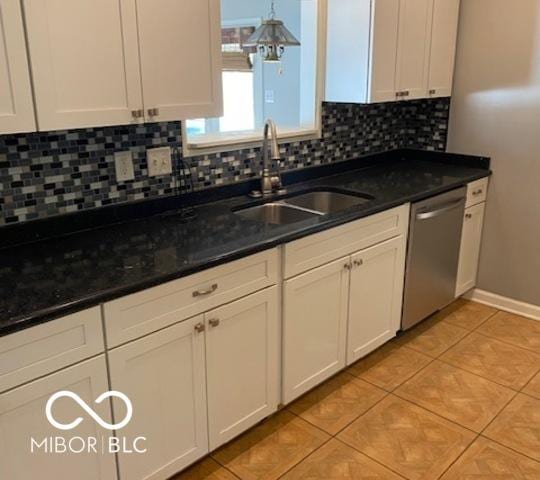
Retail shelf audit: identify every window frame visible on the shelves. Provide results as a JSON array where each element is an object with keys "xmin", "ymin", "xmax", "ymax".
[{"xmin": 182, "ymin": 0, "xmax": 327, "ymax": 157}]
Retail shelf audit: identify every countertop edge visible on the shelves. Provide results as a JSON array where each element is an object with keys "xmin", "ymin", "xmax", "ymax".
[{"xmin": 1, "ymin": 169, "xmax": 491, "ymax": 337}]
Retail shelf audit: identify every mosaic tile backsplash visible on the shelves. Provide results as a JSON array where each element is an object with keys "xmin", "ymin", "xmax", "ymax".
[{"xmin": 0, "ymin": 98, "xmax": 450, "ymax": 225}]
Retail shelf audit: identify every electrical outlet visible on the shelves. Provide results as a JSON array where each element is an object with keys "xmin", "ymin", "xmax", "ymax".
[
  {"xmin": 114, "ymin": 151, "xmax": 135, "ymax": 182},
  {"xmin": 147, "ymin": 147, "xmax": 172, "ymax": 177},
  {"xmin": 265, "ymin": 90, "xmax": 275, "ymax": 104}
]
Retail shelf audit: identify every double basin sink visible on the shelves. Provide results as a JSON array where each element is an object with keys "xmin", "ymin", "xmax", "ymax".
[{"xmin": 235, "ymin": 189, "xmax": 374, "ymax": 226}]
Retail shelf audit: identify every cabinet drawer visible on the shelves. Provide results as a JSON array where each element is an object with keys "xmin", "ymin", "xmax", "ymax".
[
  {"xmin": 0, "ymin": 307, "xmax": 104, "ymax": 393},
  {"xmin": 466, "ymin": 178, "xmax": 489, "ymax": 207},
  {"xmin": 104, "ymin": 249, "xmax": 278, "ymax": 347},
  {"xmin": 283, "ymin": 204, "xmax": 410, "ymax": 278}
]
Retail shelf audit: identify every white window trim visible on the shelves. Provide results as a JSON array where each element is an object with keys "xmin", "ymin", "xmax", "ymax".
[{"xmin": 182, "ymin": 0, "xmax": 327, "ymax": 158}]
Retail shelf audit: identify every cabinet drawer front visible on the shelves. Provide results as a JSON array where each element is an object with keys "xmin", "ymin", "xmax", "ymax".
[
  {"xmin": 0, "ymin": 307, "xmax": 104, "ymax": 393},
  {"xmin": 104, "ymin": 249, "xmax": 278, "ymax": 347},
  {"xmin": 466, "ymin": 178, "xmax": 488, "ymax": 207},
  {"xmin": 284, "ymin": 205, "xmax": 409, "ymax": 278}
]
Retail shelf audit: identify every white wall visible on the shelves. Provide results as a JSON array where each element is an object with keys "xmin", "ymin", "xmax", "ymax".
[{"xmin": 448, "ymin": 0, "xmax": 540, "ymax": 305}]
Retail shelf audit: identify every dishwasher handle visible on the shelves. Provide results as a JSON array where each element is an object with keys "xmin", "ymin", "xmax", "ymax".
[{"xmin": 415, "ymin": 198, "xmax": 465, "ymax": 221}]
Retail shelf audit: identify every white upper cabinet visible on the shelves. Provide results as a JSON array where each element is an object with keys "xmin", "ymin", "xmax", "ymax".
[
  {"xmin": 395, "ymin": 0, "xmax": 433, "ymax": 100},
  {"xmin": 136, "ymin": 0, "xmax": 223, "ymax": 122},
  {"xmin": 22, "ymin": 0, "xmax": 223, "ymax": 131},
  {"xmin": 428, "ymin": 0, "xmax": 461, "ymax": 98},
  {"xmin": 326, "ymin": 0, "xmax": 461, "ymax": 104},
  {"xmin": 0, "ymin": 0, "xmax": 35, "ymax": 134},
  {"xmin": 24, "ymin": 0, "xmax": 143, "ymax": 131}
]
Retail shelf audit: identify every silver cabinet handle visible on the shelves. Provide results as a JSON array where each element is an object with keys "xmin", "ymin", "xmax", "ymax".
[
  {"xmin": 131, "ymin": 109, "xmax": 143, "ymax": 119},
  {"xmin": 209, "ymin": 318, "xmax": 220, "ymax": 328},
  {"xmin": 465, "ymin": 213, "xmax": 473, "ymax": 219},
  {"xmin": 473, "ymin": 189, "xmax": 483, "ymax": 196},
  {"xmin": 429, "ymin": 89, "xmax": 437, "ymax": 95},
  {"xmin": 193, "ymin": 284, "xmax": 218, "ymax": 297},
  {"xmin": 147, "ymin": 108, "xmax": 160, "ymax": 117},
  {"xmin": 344, "ymin": 263, "xmax": 352, "ymax": 270},
  {"xmin": 354, "ymin": 259, "xmax": 363, "ymax": 267},
  {"xmin": 194, "ymin": 323, "xmax": 205, "ymax": 333},
  {"xmin": 416, "ymin": 199, "xmax": 465, "ymax": 221}
]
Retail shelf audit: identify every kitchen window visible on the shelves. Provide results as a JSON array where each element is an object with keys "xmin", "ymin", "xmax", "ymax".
[{"xmin": 183, "ymin": 0, "xmax": 324, "ymax": 156}]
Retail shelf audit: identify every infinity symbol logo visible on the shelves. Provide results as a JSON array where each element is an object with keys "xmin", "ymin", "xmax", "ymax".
[{"xmin": 45, "ymin": 391, "xmax": 133, "ymax": 431}]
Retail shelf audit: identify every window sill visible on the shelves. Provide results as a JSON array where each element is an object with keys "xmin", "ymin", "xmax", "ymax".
[{"xmin": 183, "ymin": 127, "xmax": 321, "ymax": 157}]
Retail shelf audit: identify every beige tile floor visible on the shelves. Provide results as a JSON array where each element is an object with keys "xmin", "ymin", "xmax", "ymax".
[{"xmin": 174, "ymin": 300, "xmax": 540, "ymax": 480}]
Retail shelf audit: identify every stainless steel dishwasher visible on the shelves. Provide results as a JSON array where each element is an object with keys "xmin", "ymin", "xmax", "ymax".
[{"xmin": 402, "ymin": 187, "xmax": 467, "ymax": 330}]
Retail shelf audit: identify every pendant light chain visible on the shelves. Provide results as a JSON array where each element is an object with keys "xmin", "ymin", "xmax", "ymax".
[{"xmin": 269, "ymin": 0, "xmax": 276, "ymax": 19}]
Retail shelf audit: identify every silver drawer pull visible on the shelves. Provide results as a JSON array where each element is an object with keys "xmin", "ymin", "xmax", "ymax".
[
  {"xmin": 473, "ymin": 189, "xmax": 483, "ymax": 196},
  {"xmin": 193, "ymin": 284, "xmax": 218, "ymax": 297},
  {"xmin": 354, "ymin": 259, "xmax": 364, "ymax": 267},
  {"xmin": 194, "ymin": 323, "xmax": 205, "ymax": 333},
  {"xmin": 465, "ymin": 213, "xmax": 473, "ymax": 219},
  {"xmin": 209, "ymin": 318, "xmax": 220, "ymax": 328},
  {"xmin": 344, "ymin": 263, "xmax": 352, "ymax": 270}
]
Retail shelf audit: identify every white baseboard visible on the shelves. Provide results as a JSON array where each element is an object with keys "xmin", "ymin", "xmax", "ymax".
[{"xmin": 464, "ymin": 289, "xmax": 540, "ymax": 321}]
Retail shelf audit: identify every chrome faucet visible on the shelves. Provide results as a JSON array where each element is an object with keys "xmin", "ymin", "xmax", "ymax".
[{"xmin": 260, "ymin": 119, "xmax": 285, "ymax": 196}]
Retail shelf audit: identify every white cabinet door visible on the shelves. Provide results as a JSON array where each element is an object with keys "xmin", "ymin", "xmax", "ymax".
[
  {"xmin": 283, "ymin": 257, "xmax": 349, "ymax": 404},
  {"xmin": 428, "ymin": 0, "xmax": 460, "ymax": 97},
  {"xmin": 369, "ymin": 0, "xmax": 401, "ymax": 102},
  {"xmin": 24, "ymin": 0, "xmax": 143, "ymax": 131},
  {"xmin": 0, "ymin": 0, "xmax": 35, "ymax": 134},
  {"xmin": 136, "ymin": 0, "xmax": 223, "ymax": 121},
  {"xmin": 205, "ymin": 287, "xmax": 279, "ymax": 450},
  {"xmin": 347, "ymin": 236, "xmax": 406, "ymax": 365},
  {"xmin": 108, "ymin": 316, "xmax": 208, "ymax": 480},
  {"xmin": 456, "ymin": 203, "xmax": 486, "ymax": 297},
  {"xmin": 395, "ymin": 0, "xmax": 434, "ymax": 100},
  {"xmin": 0, "ymin": 356, "xmax": 117, "ymax": 480}
]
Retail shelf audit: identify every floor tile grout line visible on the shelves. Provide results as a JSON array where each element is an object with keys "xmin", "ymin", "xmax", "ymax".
[
  {"xmin": 337, "ymin": 435, "xmax": 411, "ymax": 480},
  {"xmin": 331, "ymin": 391, "xmax": 392, "ymax": 438},
  {"xmin": 287, "ymin": 389, "xmax": 391, "ymax": 438},
  {"xmin": 435, "ymin": 432, "xmax": 480, "ymax": 480},
  {"xmin": 478, "ymin": 433, "xmax": 540, "ymax": 464},
  {"xmin": 389, "ymin": 389, "xmax": 490, "ymax": 436},
  {"xmin": 518, "ymin": 389, "xmax": 540, "ymax": 401},
  {"xmin": 478, "ymin": 387, "xmax": 520, "ymax": 436},
  {"xmin": 434, "ymin": 354, "xmax": 532, "ymax": 392},
  {"xmin": 469, "ymin": 328, "xmax": 540, "ymax": 356},
  {"xmin": 274, "ymin": 436, "xmax": 335, "ymax": 480}
]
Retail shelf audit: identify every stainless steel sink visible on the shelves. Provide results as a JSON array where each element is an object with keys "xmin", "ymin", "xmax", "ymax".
[
  {"xmin": 285, "ymin": 190, "xmax": 372, "ymax": 214},
  {"xmin": 235, "ymin": 203, "xmax": 323, "ymax": 225}
]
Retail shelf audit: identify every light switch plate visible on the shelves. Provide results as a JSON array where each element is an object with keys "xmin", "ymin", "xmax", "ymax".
[
  {"xmin": 114, "ymin": 151, "xmax": 135, "ymax": 182},
  {"xmin": 147, "ymin": 147, "xmax": 172, "ymax": 177}
]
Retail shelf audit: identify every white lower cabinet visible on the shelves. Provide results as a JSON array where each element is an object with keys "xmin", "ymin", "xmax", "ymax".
[
  {"xmin": 0, "ymin": 356, "xmax": 117, "ymax": 480},
  {"xmin": 283, "ymin": 258, "xmax": 350, "ymax": 404},
  {"xmin": 347, "ymin": 236, "xmax": 406, "ymax": 365},
  {"xmin": 108, "ymin": 316, "xmax": 208, "ymax": 480},
  {"xmin": 456, "ymin": 202, "xmax": 486, "ymax": 297},
  {"xmin": 108, "ymin": 286, "xmax": 280, "ymax": 479},
  {"xmin": 206, "ymin": 287, "xmax": 279, "ymax": 450}
]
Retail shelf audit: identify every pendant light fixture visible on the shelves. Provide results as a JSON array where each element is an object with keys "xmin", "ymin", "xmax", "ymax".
[{"xmin": 245, "ymin": 0, "xmax": 301, "ymax": 63}]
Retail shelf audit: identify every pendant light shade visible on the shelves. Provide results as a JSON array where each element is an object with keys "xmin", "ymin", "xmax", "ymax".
[{"xmin": 244, "ymin": 1, "xmax": 300, "ymax": 62}]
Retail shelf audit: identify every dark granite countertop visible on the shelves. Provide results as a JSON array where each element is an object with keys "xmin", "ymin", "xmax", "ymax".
[{"xmin": 0, "ymin": 150, "xmax": 490, "ymax": 336}]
